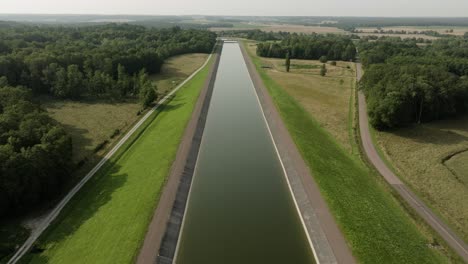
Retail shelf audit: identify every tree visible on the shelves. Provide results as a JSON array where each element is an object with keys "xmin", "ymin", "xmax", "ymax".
[
  {"xmin": 140, "ymin": 82, "xmax": 157, "ymax": 108},
  {"xmin": 319, "ymin": 56, "xmax": 328, "ymax": 63},
  {"xmin": 116, "ymin": 64, "xmax": 131, "ymax": 98},
  {"xmin": 0, "ymin": 76, "xmax": 7, "ymax": 86},
  {"xmin": 330, "ymin": 61, "xmax": 337, "ymax": 66},
  {"xmin": 285, "ymin": 51, "xmax": 291, "ymax": 72},
  {"xmin": 0, "ymin": 86, "xmax": 72, "ymax": 216},
  {"xmin": 320, "ymin": 64, "xmax": 327, "ymax": 76},
  {"xmin": 66, "ymin": 65, "xmax": 84, "ymax": 99}
]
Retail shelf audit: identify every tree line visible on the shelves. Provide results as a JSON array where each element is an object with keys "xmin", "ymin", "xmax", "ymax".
[
  {"xmin": 359, "ymin": 38, "xmax": 468, "ymax": 129},
  {"xmin": 256, "ymin": 34, "xmax": 357, "ymax": 61},
  {"xmin": 0, "ymin": 24, "xmax": 216, "ymax": 100}
]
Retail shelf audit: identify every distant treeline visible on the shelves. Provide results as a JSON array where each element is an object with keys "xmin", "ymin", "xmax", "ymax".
[
  {"xmin": 321, "ymin": 17, "xmax": 468, "ymax": 31},
  {"xmin": 359, "ymin": 38, "xmax": 468, "ymax": 129},
  {"xmin": 256, "ymin": 34, "xmax": 356, "ymax": 61},
  {"xmin": 0, "ymin": 23, "xmax": 216, "ymax": 99},
  {"xmin": 218, "ymin": 29, "xmax": 285, "ymax": 41}
]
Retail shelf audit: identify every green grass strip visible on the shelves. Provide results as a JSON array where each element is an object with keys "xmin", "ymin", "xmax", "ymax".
[
  {"xmin": 245, "ymin": 43, "xmax": 450, "ymax": 264},
  {"xmin": 22, "ymin": 59, "xmax": 213, "ymax": 264}
]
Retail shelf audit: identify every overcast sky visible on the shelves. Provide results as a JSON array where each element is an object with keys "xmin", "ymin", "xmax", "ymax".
[{"xmin": 1, "ymin": 0, "xmax": 467, "ymax": 17}]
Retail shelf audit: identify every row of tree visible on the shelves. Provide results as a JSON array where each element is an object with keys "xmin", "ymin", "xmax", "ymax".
[
  {"xmin": 0, "ymin": 24, "xmax": 216, "ymax": 99},
  {"xmin": 359, "ymin": 38, "xmax": 468, "ymax": 129},
  {"xmin": 0, "ymin": 83, "xmax": 72, "ymax": 216},
  {"xmin": 256, "ymin": 34, "xmax": 357, "ymax": 61}
]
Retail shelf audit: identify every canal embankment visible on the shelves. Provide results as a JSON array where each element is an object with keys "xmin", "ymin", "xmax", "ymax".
[
  {"xmin": 239, "ymin": 43, "xmax": 355, "ymax": 264},
  {"xmin": 136, "ymin": 42, "xmax": 222, "ymax": 264}
]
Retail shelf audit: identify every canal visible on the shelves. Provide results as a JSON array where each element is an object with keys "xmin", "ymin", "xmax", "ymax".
[{"xmin": 175, "ymin": 42, "xmax": 315, "ymax": 264}]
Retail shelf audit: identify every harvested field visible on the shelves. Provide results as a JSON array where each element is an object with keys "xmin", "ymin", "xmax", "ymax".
[{"xmin": 211, "ymin": 23, "xmax": 345, "ymax": 34}]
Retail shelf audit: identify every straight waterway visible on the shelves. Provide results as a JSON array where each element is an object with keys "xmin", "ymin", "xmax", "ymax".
[{"xmin": 175, "ymin": 43, "xmax": 315, "ymax": 264}]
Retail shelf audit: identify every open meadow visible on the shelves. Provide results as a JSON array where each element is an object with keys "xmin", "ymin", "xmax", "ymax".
[
  {"xmin": 151, "ymin": 53, "xmax": 208, "ymax": 94},
  {"xmin": 246, "ymin": 42, "xmax": 356, "ymax": 153},
  {"xmin": 374, "ymin": 115, "xmax": 468, "ymax": 242}
]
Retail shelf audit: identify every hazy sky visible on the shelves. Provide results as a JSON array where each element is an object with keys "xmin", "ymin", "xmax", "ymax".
[{"xmin": 1, "ymin": 0, "xmax": 467, "ymax": 17}]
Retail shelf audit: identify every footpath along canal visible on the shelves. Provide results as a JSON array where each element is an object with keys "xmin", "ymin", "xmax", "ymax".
[{"xmin": 174, "ymin": 42, "xmax": 316, "ymax": 264}]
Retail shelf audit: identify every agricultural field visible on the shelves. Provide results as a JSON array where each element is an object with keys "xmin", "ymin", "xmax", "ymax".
[
  {"xmin": 246, "ymin": 42, "xmax": 356, "ymax": 153},
  {"xmin": 356, "ymin": 26, "xmax": 468, "ymax": 36},
  {"xmin": 244, "ymin": 41, "xmax": 462, "ymax": 263},
  {"xmin": 20, "ymin": 57, "xmax": 213, "ymax": 264},
  {"xmin": 356, "ymin": 32, "xmax": 439, "ymax": 40},
  {"xmin": 211, "ymin": 23, "xmax": 345, "ymax": 34},
  {"xmin": 373, "ymin": 115, "xmax": 468, "ymax": 242}
]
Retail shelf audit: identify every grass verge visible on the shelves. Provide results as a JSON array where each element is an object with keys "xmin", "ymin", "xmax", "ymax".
[
  {"xmin": 244, "ymin": 41, "xmax": 459, "ymax": 263},
  {"xmin": 19, "ymin": 58, "xmax": 213, "ymax": 264}
]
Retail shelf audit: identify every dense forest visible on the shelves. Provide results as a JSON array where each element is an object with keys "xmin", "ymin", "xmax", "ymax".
[
  {"xmin": 0, "ymin": 23, "xmax": 216, "ymax": 217},
  {"xmin": 256, "ymin": 34, "xmax": 356, "ymax": 61},
  {"xmin": 0, "ymin": 23, "xmax": 216, "ymax": 99},
  {"xmin": 0, "ymin": 84, "xmax": 72, "ymax": 216},
  {"xmin": 359, "ymin": 38, "xmax": 468, "ymax": 129}
]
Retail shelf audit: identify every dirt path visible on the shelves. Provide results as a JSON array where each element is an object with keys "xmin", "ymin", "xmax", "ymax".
[
  {"xmin": 241, "ymin": 43, "xmax": 355, "ymax": 264},
  {"xmin": 136, "ymin": 46, "xmax": 220, "ymax": 264},
  {"xmin": 356, "ymin": 63, "xmax": 468, "ymax": 262}
]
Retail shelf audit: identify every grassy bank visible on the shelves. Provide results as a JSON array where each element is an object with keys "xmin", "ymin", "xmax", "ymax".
[
  {"xmin": 19, "ymin": 57, "xmax": 213, "ymax": 264},
  {"xmin": 244, "ymin": 41, "xmax": 459, "ymax": 263}
]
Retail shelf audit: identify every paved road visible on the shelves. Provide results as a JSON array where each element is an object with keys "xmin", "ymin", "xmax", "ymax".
[
  {"xmin": 241, "ymin": 43, "xmax": 356, "ymax": 264},
  {"xmin": 356, "ymin": 63, "xmax": 468, "ymax": 262},
  {"xmin": 7, "ymin": 53, "xmax": 214, "ymax": 264}
]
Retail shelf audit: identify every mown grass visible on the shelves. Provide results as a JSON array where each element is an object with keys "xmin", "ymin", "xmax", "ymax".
[
  {"xmin": 244, "ymin": 42, "xmax": 457, "ymax": 263},
  {"xmin": 20, "ymin": 58, "xmax": 213, "ymax": 264},
  {"xmin": 374, "ymin": 116, "xmax": 468, "ymax": 242}
]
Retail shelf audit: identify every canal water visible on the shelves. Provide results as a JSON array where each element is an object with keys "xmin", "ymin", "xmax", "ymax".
[{"xmin": 175, "ymin": 43, "xmax": 315, "ymax": 264}]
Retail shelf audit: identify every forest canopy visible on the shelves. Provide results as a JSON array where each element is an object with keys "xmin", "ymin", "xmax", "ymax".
[
  {"xmin": 359, "ymin": 38, "xmax": 468, "ymax": 129},
  {"xmin": 0, "ymin": 85, "xmax": 72, "ymax": 216},
  {"xmin": 0, "ymin": 23, "xmax": 216, "ymax": 99}
]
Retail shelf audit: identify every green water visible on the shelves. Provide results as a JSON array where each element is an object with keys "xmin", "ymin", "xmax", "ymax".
[{"xmin": 175, "ymin": 43, "xmax": 315, "ymax": 264}]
